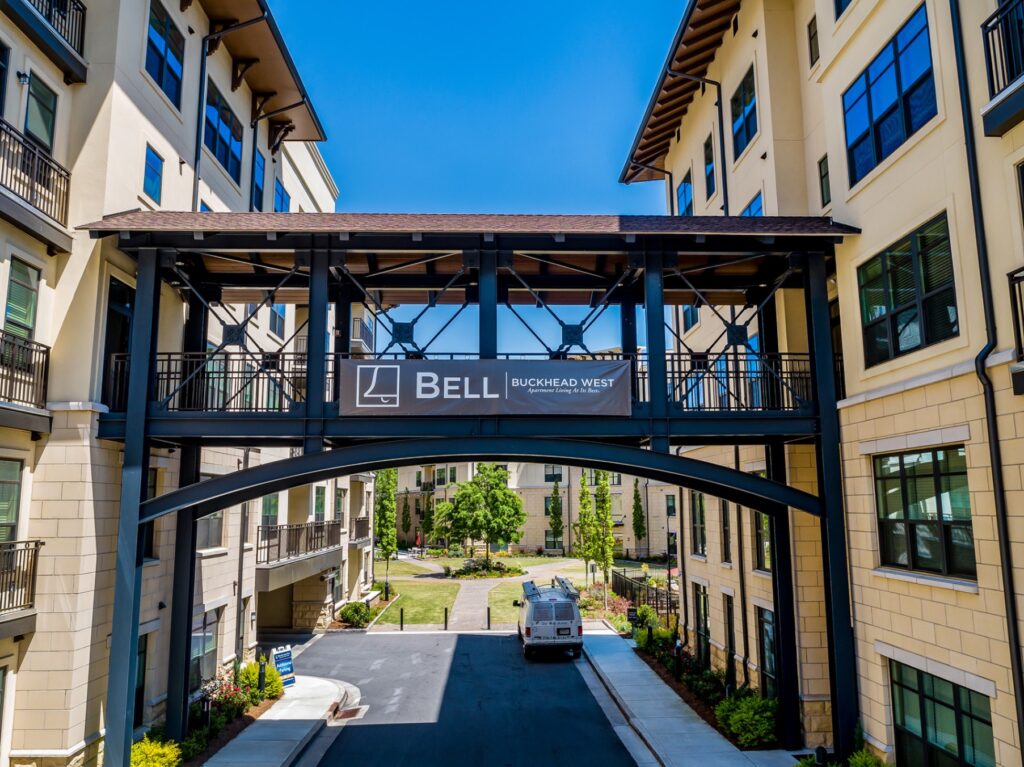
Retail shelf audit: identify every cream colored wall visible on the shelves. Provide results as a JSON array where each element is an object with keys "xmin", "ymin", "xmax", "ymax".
[{"xmin": 281, "ymin": 143, "xmax": 339, "ymax": 213}]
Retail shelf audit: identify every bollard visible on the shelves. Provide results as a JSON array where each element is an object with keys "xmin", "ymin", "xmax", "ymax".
[
  {"xmin": 201, "ymin": 696, "xmax": 212, "ymax": 729},
  {"xmin": 487, "ymin": 606, "xmax": 491, "ymax": 630},
  {"xmin": 815, "ymin": 746, "xmax": 828, "ymax": 767},
  {"xmin": 444, "ymin": 606, "xmax": 448, "ymax": 631},
  {"xmin": 258, "ymin": 657, "xmax": 267, "ymax": 695},
  {"xmin": 384, "ymin": 581, "xmax": 390, "ymax": 601},
  {"xmin": 400, "ymin": 607, "xmax": 404, "ymax": 631},
  {"xmin": 647, "ymin": 624, "xmax": 654, "ymax": 645}
]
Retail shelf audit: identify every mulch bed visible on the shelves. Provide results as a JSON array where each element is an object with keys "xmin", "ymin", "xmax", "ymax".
[{"xmin": 183, "ymin": 697, "xmax": 277, "ymax": 766}]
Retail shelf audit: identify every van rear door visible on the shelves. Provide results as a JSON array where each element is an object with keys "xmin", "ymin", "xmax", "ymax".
[{"xmin": 553, "ymin": 601, "xmax": 579, "ymax": 642}]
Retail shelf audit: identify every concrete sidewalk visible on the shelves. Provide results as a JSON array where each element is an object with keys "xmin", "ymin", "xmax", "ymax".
[
  {"xmin": 583, "ymin": 625, "xmax": 797, "ymax": 767},
  {"xmin": 204, "ymin": 675, "xmax": 352, "ymax": 767}
]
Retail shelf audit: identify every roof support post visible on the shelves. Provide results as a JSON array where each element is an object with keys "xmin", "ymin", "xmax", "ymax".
[
  {"xmin": 304, "ymin": 249, "xmax": 328, "ymax": 453},
  {"xmin": 333, "ymin": 285, "xmax": 352, "ymax": 402},
  {"xmin": 644, "ymin": 251, "xmax": 669, "ymax": 452},
  {"xmin": 805, "ymin": 251, "xmax": 858, "ymax": 758},
  {"xmin": 105, "ymin": 248, "xmax": 162, "ymax": 765},
  {"xmin": 165, "ymin": 290, "xmax": 207, "ymax": 741},
  {"xmin": 479, "ymin": 249, "xmax": 498, "ymax": 359}
]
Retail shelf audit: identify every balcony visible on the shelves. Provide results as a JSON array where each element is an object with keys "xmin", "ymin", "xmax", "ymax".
[
  {"xmin": 1010, "ymin": 267, "xmax": 1024, "ymax": 394},
  {"xmin": 1, "ymin": 0, "xmax": 87, "ymax": 83},
  {"xmin": 0, "ymin": 540, "xmax": 41, "ymax": 638},
  {"xmin": 0, "ymin": 118, "xmax": 72, "ymax": 251},
  {"xmin": 0, "ymin": 330, "xmax": 50, "ymax": 431},
  {"xmin": 349, "ymin": 516, "xmax": 371, "ymax": 545},
  {"xmin": 983, "ymin": 0, "xmax": 1024, "ymax": 136},
  {"xmin": 352, "ymin": 316, "xmax": 374, "ymax": 349},
  {"xmin": 255, "ymin": 520, "xmax": 343, "ymax": 592}
]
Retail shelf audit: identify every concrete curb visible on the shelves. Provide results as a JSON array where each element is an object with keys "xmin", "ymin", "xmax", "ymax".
[
  {"xmin": 279, "ymin": 677, "xmax": 352, "ymax": 767},
  {"xmin": 582, "ymin": 644, "xmax": 667, "ymax": 767}
]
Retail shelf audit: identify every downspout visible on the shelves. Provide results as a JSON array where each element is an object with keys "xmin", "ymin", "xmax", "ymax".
[
  {"xmin": 950, "ymin": 0, "xmax": 1024, "ymax": 742},
  {"xmin": 664, "ymin": 70, "xmax": 730, "ymax": 216},
  {"xmin": 234, "ymin": 447, "xmax": 253, "ymax": 665},
  {"xmin": 630, "ymin": 160, "xmax": 677, "ymax": 216},
  {"xmin": 675, "ymin": 449, "xmax": 688, "ymax": 648},
  {"xmin": 735, "ymin": 445, "xmax": 750, "ymax": 686}
]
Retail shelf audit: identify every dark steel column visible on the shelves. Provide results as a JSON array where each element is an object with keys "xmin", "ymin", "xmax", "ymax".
[
  {"xmin": 105, "ymin": 248, "xmax": 161, "ymax": 764},
  {"xmin": 805, "ymin": 252, "xmax": 858, "ymax": 757},
  {"xmin": 479, "ymin": 250, "xmax": 498, "ymax": 359},
  {"xmin": 644, "ymin": 251, "xmax": 669, "ymax": 452},
  {"xmin": 304, "ymin": 249, "xmax": 329, "ymax": 454},
  {"xmin": 620, "ymin": 299, "xmax": 637, "ymax": 355},
  {"xmin": 165, "ymin": 290, "xmax": 207, "ymax": 741},
  {"xmin": 333, "ymin": 286, "xmax": 352, "ymax": 402}
]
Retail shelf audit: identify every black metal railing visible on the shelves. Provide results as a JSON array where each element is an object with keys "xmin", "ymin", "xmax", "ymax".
[
  {"xmin": 984, "ymin": 0, "xmax": 1024, "ymax": 99},
  {"xmin": 662, "ymin": 352, "xmax": 812, "ymax": 411},
  {"xmin": 0, "ymin": 540, "xmax": 41, "ymax": 613},
  {"xmin": 1011, "ymin": 267, "xmax": 1024, "ymax": 361},
  {"xmin": 0, "ymin": 118, "xmax": 70, "ymax": 225},
  {"xmin": 0, "ymin": 330, "xmax": 49, "ymax": 409},
  {"xmin": 350, "ymin": 516, "xmax": 370, "ymax": 542},
  {"xmin": 611, "ymin": 568, "xmax": 678, "ymax": 623},
  {"xmin": 256, "ymin": 520, "xmax": 342, "ymax": 565},
  {"xmin": 26, "ymin": 0, "xmax": 87, "ymax": 55},
  {"xmin": 352, "ymin": 317, "xmax": 374, "ymax": 348}
]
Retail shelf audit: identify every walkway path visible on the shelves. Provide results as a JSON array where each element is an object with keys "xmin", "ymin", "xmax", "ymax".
[{"xmin": 583, "ymin": 624, "xmax": 797, "ymax": 767}]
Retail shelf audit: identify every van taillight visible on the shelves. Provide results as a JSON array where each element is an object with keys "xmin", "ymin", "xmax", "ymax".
[
  {"xmin": 525, "ymin": 627, "xmax": 531, "ymax": 637},
  {"xmin": 577, "ymin": 625, "xmax": 583, "ymax": 636}
]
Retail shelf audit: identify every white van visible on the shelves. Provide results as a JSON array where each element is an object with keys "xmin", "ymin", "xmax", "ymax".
[{"xmin": 514, "ymin": 576, "xmax": 583, "ymax": 659}]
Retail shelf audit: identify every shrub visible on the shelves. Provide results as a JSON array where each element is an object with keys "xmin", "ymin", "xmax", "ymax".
[
  {"xmin": 848, "ymin": 748, "xmax": 885, "ymax": 767},
  {"xmin": 452, "ymin": 558, "xmax": 524, "ymax": 578},
  {"xmin": 688, "ymin": 669, "xmax": 727, "ymax": 707},
  {"xmin": 716, "ymin": 693, "xmax": 777, "ymax": 748},
  {"xmin": 445, "ymin": 544, "xmax": 464, "ymax": 557},
  {"xmin": 796, "ymin": 756, "xmax": 817, "ymax": 767},
  {"xmin": 635, "ymin": 604, "xmax": 659, "ymax": 628},
  {"xmin": 606, "ymin": 613, "xmax": 632, "ymax": 634},
  {"xmin": 426, "ymin": 547, "xmax": 446, "ymax": 557},
  {"xmin": 131, "ymin": 735, "xmax": 181, "ymax": 767},
  {"xmin": 179, "ymin": 729, "xmax": 209, "ymax": 761},
  {"xmin": 339, "ymin": 601, "xmax": 372, "ymax": 627},
  {"xmin": 237, "ymin": 659, "xmax": 285, "ymax": 706}
]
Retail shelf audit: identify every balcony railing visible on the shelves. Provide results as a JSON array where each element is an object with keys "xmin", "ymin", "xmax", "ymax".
[
  {"xmin": 0, "ymin": 540, "xmax": 41, "ymax": 613},
  {"xmin": 26, "ymin": 0, "xmax": 87, "ymax": 55},
  {"xmin": 1010, "ymin": 267, "xmax": 1024, "ymax": 361},
  {"xmin": 984, "ymin": 0, "xmax": 1024, "ymax": 99},
  {"xmin": 0, "ymin": 118, "xmax": 70, "ymax": 225},
  {"xmin": 350, "ymin": 516, "xmax": 370, "ymax": 542},
  {"xmin": 256, "ymin": 520, "xmax": 342, "ymax": 565},
  {"xmin": 0, "ymin": 330, "xmax": 49, "ymax": 409},
  {"xmin": 352, "ymin": 317, "xmax": 374, "ymax": 348}
]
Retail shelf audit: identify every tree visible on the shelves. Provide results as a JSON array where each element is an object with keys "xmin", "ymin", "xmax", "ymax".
[
  {"xmin": 631, "ymin": 478, "xmax": 647, "ymax": 556},
  {"xmin": 574, "ymin": 479, "xmax": 596, "ymax": 586},
  {"xmin": 422, "ymin": 495, "xmax": 434, "ymax": 544},
  {"xmin": 401, "ymin": 491, "xmax": 412, "ymax": 543},
  {"xmin": 374, "ymin": 468, "xmax": 398, "ymax": 591},
  {"xmin": 449, "ymin": 463, "xmax": 526, "ymax": 563},
  {"xmin": 593, "ymin": 470, "xmax": 617, "ymax": 605},
  {"xmin": 548, "ymin": 480, "xmax": 564, "ymax": 552},
  {"xmin": 433, "ymin": 500, "xmax": 455, "ymax": 546}
]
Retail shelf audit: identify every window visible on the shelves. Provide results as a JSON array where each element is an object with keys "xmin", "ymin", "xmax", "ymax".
[
  {"xmin": 5, "ymin": 259, "xmax": 39, "ymax": 340},
  {"xmin": 723, "ymin": 595, "xmax": 736, "ymax": 688},
  {"xmin": 261, "ymin": 494, "xmax": 278, "ymax": 527},
  {"xmin": 703, "ymin": 135, "xmax": 716, "ymax": 199},
  {"xmin": 874, "ymin": 446, "xmax": 974, "ymax": 578},
  {"xmin": 545, "ymin": 529, "xmax": 563, "ymax": 550},
  {"xmin": 721, "ymin": 499, "xmax": 732, "ymax": 563},
  {"xmin": 690, "ymin": 490, "xmax": 706, "ymax": 556},
  {"xmin": 145, "ymin": 0, "xmax": 185, "ymax": 108},
  {"xmin": 693, "ymin": 583, "xmax": 710, "ymax": 670},
  {"xmin": 0, "ymin": 45, "xmax": 10, "ymax": 117},
  {"xmin": 740, "ymin": 193, "xmax": 763, "ymax": 217},
  {"xmin": 189, "ymin": 609, "xmax": 220, "ymax": 693},
  {"xmin": 435, "ymin": 467, "xmax": 446, "ymax": 487},
  {"xmin": 544, "ymin": 496, "xmax": 554, "ymax": 516},
  {"xmin": 251, "ymin": 151, "xmax": 266, "ymax": 211},
  {"xmin": 818, "ymin": 155, "xmax": 831, "ymax": 207},
  {"xmin": 204, "ymin": 80, "xmax": 243, "ymax": 183},
  {"xmin": 334, "ymin": 487, "xmax": 347, "ymax": 522},
  {"xmin": 199, "ymin": 201, "xmax": 212, "ymax": 212},
  {"xmin": 585, "ymin": 469, "xmax": 621, "ymax": 486},
  {"xmin": 196, "ymin": 506, "xmax": 223, "ymax": 550},
  {"xmin": 0, "ymin": 460, "xmax": 20, "ymax": 542},
  {"xmin": 415, "ymin": 470, "xmax": 422, "ymax": 488},
  {"xmin": 414, "ymin": 497, "xmax": 421, "ymax": 517},
  {"xmin": 808, "ymin": 16, "xmax": 820, "ymax": 66},
  {"xmin": 143, "ymin": 145, "xmax": 163, "ymax": 204},
  {"xmin": 757, "ymin": 607, "xmax": 777, "ymax": 698},
  {"xmin": 889, "ymin": 660, "xmax": 995, "ymax": 767},
  {"xmin": 835, "ymin": 0, "xmax": 852, "ymax": 19},
  {"xmin": 314, "ymin": 486, "xmax": 326, "ymax": 522},
  {"xmin": 682, "ymin": 304, "xmax": 699, "ymax": 333},
  {"xmin": 141, "ymin": 467, "xmax": 158, "ymax": 560},
  {"xmin": 666, "ymin": 494, "xmax": 676, "ymax": 517},
  {"xmin": 858, "ymin": 214, "xmax": 956, "ymax": 367},
  {"xmin": 134, "ymin": 634, "xmax": 148, "ymax": 728},
  {"xmin": 544, "ymin": 464, "xmax": 562, "ymax": 482},
  {"xmin": 676, "ymin": 171, "xmax": 693, "ymax": 216},
  {"xmin": 730, "ymin": 66, "xmax": 758, "ymax": 159},
  {"xmin": 449, "ymin": 466, "xmax": 457, "ymax": 484},
  {"xmin": 25, "ymin": 74, "xmax": 56, "ymax": 152},
  {"xmin": 274, "ymin": 179, "xmax": 290, "ymax": 212},
  {"xmin": 754, "ymin": 511, "xmax": 772, "ymax": 571},
  {"xmin": 269, "ymin": 303, "xmax": 285, "ymax": 338},
  {"xmin": 843, "ymin": 5, "xmax": 935, "ymax": 186}
]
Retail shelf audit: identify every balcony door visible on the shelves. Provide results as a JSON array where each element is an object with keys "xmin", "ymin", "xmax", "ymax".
[
  {"xmin": 102, "ymin": 277, "xmax": 133, "ymax": 405},
  {"xmin": 0, "ymin": 460, "xmax": 21, "ymax": 542}
]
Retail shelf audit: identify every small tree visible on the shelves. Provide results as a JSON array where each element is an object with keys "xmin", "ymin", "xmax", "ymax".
[
  {"xmin": 593, "ymin": 470, "xmax": 616, "ymax": 607},
  {"xmin": 401, "ymin": 491, "xmax": 412, "ymax": 544},
  {"xmin": 574, "ymin": 479, "xmax": 595, "ymax": 586},
  {"xmin": 449, "ymin": 463, "xmax": 525, "ymax": 563},
  {"xmin": 631, "ymin": 478, "xmax": 646, "ymax": 557},
  {"xmin": 374, "ymin": 468, "xmax": 398, "ymax": 591},
  {"xmin": 433, "ymin": 500, "xmax": 455, "ymax": 546},
  {"xmin": 548, "ymin": 480, "xmax": 564, "ymax": 552},
  {"xmin": 422, "ymin": 495, "xmax": 434, "ymax": 544}
]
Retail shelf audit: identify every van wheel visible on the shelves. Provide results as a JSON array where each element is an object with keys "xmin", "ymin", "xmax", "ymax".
[
  {"xmin": 523, "ymin": 646, "xmax": 533, "ymax": 660},
  {"xmin": 571, "ymin": 647, "xmax": 582, "ymax": 659}
]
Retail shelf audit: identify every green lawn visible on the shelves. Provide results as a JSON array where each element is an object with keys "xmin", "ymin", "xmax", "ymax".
[
  {"xmin": 378, "ymin": 580, "xmax": 460, "ymax": 625},
  {"xmin": 379, "ymin": 558, "xmax": 432, "ymax": 577},
  {"xmin": 487, "ymin": 582, "xmax": 524, "ymax": 625}
]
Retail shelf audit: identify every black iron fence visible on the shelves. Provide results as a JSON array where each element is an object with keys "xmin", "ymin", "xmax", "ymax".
[
  {"xmin": 0, "ymin": 118, "xmax": 71, "ymax": 225},
  {"xmin": 984, "ymin": 0, "xmax": 1024, "ymax": 99},
  {"xmin": 350, "ymin": 516, "xmax": 370, "ymax": 542},
  {"xmin": 27, "ymin": 0, "xmax": 87, "ymax": 55},
  {"xmin": 611, "ymin": 567, "xmax": 678, "ymax": 623},
  {"xmin": 256, "ymin": 520, "xmax": 342, "ymax": 565},
  {"xmin": 0, "ymin": 330, "xmax": 49, "ymax": 409},
  {"xmin": 0, "ymin": 540, "xmax": 41, "ymax": 613}
]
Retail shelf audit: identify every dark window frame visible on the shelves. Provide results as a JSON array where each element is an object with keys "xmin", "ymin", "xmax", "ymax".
[
  {"xmin": 677, "ymin": 170, "xmax": 694, "ymax": 216},
  {"xmin": 721, "ymin": 499, "xmax": 732, "ymax": 563},
  {"xmin": 203, "ymin": 80, "xmax": 244, "ymax": 184},
  {"xmin": 0, "ymin": 459, "xmax": 22, "ymax": 542},
  {"xmin": 143, "ymin": 144, "xmax": 163, "ymax": 204},
  {"xmin": 693, "ymin": 583, "xmax": 711, "ymax": 670},
  {"xmin": 25, "ymin": 73, "xmax": 57, "ymax": 152},
  {"xmin": 754, "ymin": 510, "xmax": 773, "ymax": 572},
  {"xmin": 682, "ymin": 304, "xmax": 700, "ymax": 333},
  {"xmin": 274, "ymin": 178, "xmax": 290, "ymax": 212},
  {"xmin": 145, "ymin": 0, "xmax": 185, "ymax": 109},
  {"xmin": 666, "ymin": 494, "xmax": 676, "ymax": 517},
  {"xmin": 5, "ymin": 258, "xmax": 40, "ymax": 340},
  {"xmin": 740, "ymin": 192, "xmax": 763, "ymax": 217},
  {"xmin": 808, "ymin": 16, "xmax": 820, "ymax": 67},
  {"xmin": 269, "ymin": 303, "xmax": 286, "ymax": 339},
  {"xmin": 690, "ymin": 490, "xmax": 707, "ymax": 556},
  {"xmin": 757, "ymin": 607, "xmax": 777, "ymax": 698},
  {"xmin": 818, "ymin": 155, "xmax": 831, "ymax": 207},
  {"xmin": 703, "ymin": 134, "xmax": 716, "ymax": 199},
  {"xmin": 730, "ymin": 66, "xmax": 758, "ymax": 160},
  {"xmin": 251, "ymin": 150, "xmax": 266, "ymax": 211},
  {"xmin": 543, "ymin": 464, "xmax": 562, "ymax": 482}
]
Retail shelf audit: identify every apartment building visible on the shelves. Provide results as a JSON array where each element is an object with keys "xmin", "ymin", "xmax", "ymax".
[
  {"xmin": 624, "ymin": 0, "xmax": 1024, "ymax": 762},
  {"xmin": 396, "ymin": 462, "xmax": 679, "ymax": 558},
  {"xmin": 0, "ymin": 1, "xmax": 372, "ymax": 764}
]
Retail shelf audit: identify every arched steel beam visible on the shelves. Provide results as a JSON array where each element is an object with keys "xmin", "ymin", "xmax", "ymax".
[{"xmin": 140, "ymin": 437, "xmax": 821, "ymax": 523}]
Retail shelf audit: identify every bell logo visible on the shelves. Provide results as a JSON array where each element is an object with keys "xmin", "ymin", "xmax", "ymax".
[{"xmin": 356, "ymin": 365, "xmax": 400, "ymax": 408}]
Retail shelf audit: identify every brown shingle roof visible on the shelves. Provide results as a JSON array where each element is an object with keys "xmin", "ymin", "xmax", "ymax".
[{"xmin": 83, "ymin": 211, "xmax": 858, "ymax": 237}]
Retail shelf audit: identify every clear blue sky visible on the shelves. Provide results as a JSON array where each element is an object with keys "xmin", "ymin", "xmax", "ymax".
[{"xmin": 274, "ymin": 1, "xmax": 684, "ymax": 352}]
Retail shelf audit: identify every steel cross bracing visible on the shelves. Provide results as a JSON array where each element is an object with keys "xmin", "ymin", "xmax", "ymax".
[{"xmin": 86, "ymin": 215, "xmax": 861, "ymax": 764}]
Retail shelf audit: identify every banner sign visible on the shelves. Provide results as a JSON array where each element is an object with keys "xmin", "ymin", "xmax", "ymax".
[
  {"xmin": 273, "ymin": 646, "xmax": 296, "ymax": 687},
  {"xmin": 338, "ymin": 359, "xmax": 631, "ymax": 417}
]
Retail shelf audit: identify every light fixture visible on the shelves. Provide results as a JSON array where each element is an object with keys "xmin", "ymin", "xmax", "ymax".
[{"xmin": 16, "ymin": 71, "xmax": 29, "ymax": 86}]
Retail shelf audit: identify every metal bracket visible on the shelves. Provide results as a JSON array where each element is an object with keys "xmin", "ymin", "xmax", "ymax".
[
  {"xmin": 392, "ymin": 322, "xmax": 415, "ymax": 345},
  {"xmin": 222, "ymin": 325, "xmax": 247, "ymax": 348},
  {"xmin": 562, "ymin": 324, "xmax": 585, "ymax": 348},
  {"xmin": 726, "ymin": 323, "xmax": 748, "ymax": 347}
]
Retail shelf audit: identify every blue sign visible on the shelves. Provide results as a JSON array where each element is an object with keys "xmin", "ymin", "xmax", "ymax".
[{"xmin": 274, "ymin": 647, "xmax": 296, "ymax": 687}]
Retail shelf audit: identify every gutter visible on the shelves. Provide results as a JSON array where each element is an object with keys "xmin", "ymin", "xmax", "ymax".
[{"xmin": 949, "ymin": 0, "xmax": 1024, "ymax": 744}]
